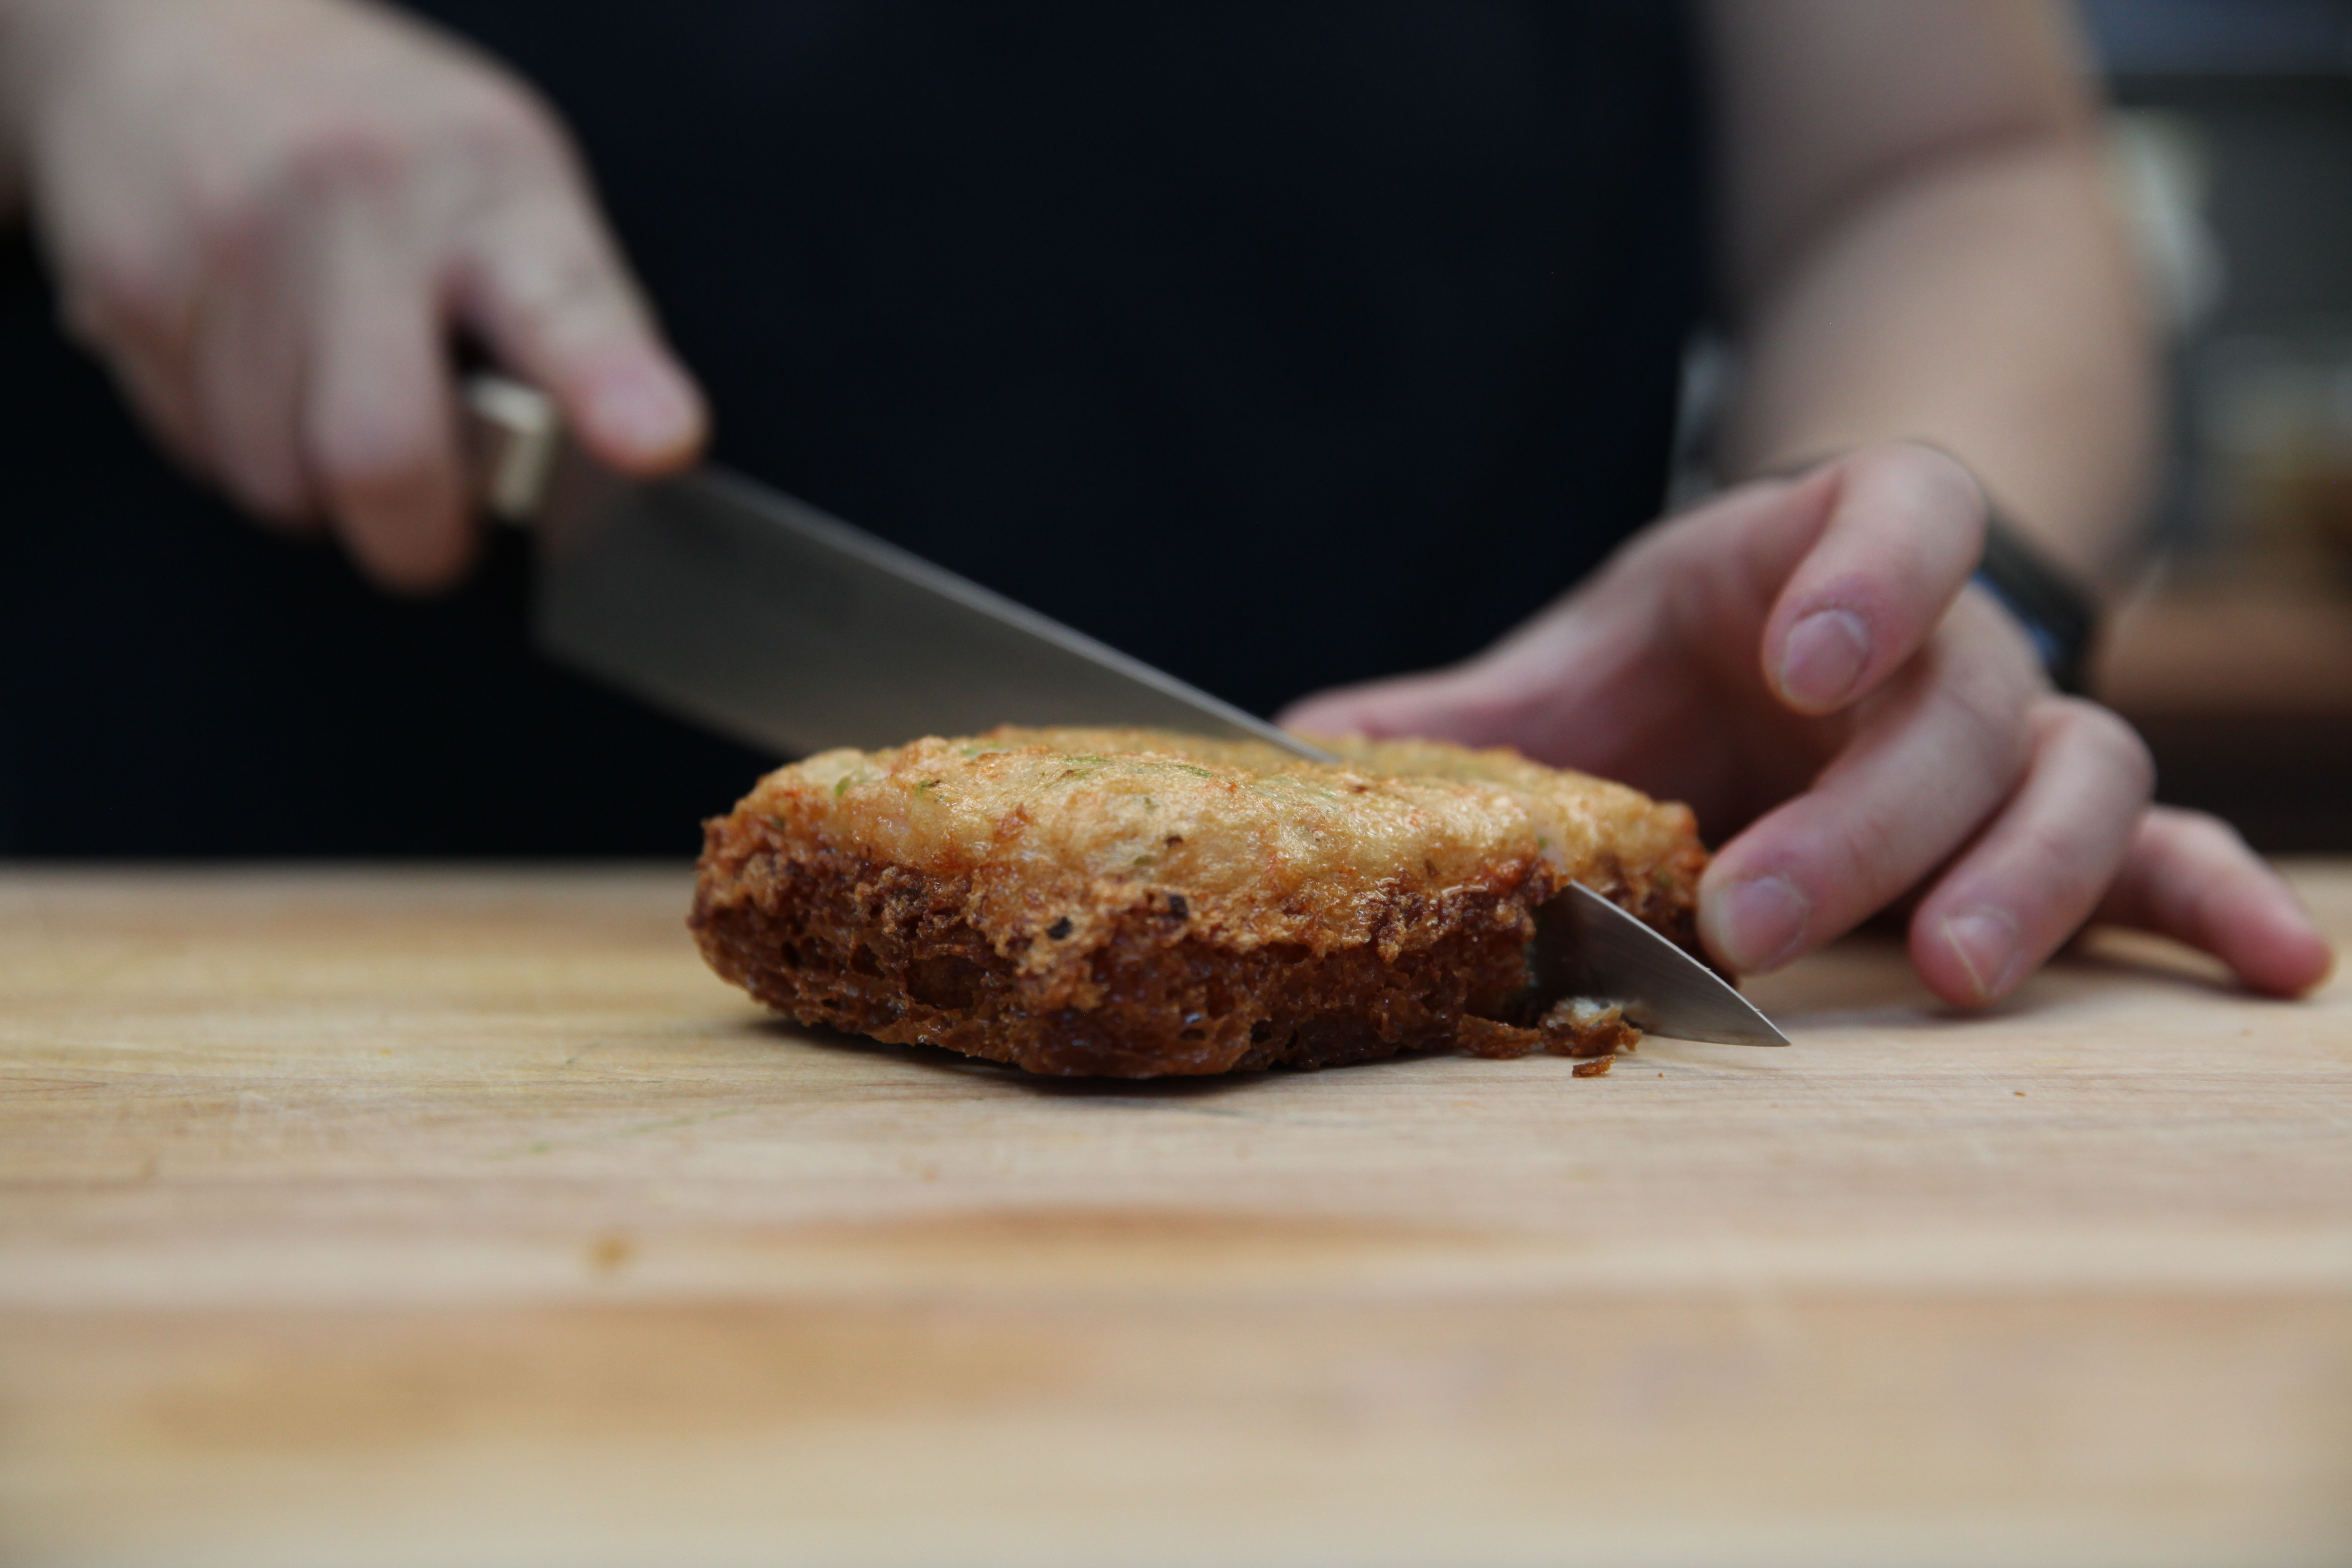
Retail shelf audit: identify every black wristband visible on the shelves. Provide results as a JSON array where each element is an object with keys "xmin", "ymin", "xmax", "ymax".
[{"xmin": 1972, "ymin": 516, "xmax": 2098, "ymax": 697}]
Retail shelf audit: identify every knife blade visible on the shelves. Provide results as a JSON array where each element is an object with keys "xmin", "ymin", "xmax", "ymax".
[
  {"xmin": 466, "ymin": 376, "xmax": 1329, "ymax": 762},
  {"xmin": 1534, "ymin": 885, "xmax": 1790, "ymax": 1046},
  {"xmin": 464, "ymin": 375, "xmax": 1787, "ymax": 1046}
]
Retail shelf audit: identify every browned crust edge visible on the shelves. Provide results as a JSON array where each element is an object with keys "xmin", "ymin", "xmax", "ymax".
[{"xmin": 691, "ymin": 822, "xmax": 1702, "ymax": 1078}]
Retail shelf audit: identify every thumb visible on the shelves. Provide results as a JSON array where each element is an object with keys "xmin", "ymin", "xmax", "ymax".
[
  {"xmin": 1270, "ymin": 668, "xmax": 1486, "ymax": 747},
  {"xmin": 1277, "ymin": 665, "xmax": 1506, "ymax": 744},
  {"xmin": 1279, "ymin": 585, "xmax": 1648, "ymax": 752}
]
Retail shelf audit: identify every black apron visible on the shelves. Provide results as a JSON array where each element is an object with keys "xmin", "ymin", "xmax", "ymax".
[{"xmin": 0, "ymin": 1, "xmax": 1702, "ymax": 854}]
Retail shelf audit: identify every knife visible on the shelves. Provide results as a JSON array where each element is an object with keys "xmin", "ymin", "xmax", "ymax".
[
  {"xmin": 465, "ymin": 375, "xmax": 1320, "ymax": 762},
  {"xmin": 464, "ymin": 375, "xmax": 1787, "ymax": 1047}
]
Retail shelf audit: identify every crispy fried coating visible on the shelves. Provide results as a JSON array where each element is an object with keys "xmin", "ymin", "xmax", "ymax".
[{"xmin": 690, "ymin": 727, "xmax": 1707, "ymax": 1077}]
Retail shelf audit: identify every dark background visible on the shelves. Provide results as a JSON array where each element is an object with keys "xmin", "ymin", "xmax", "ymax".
[
  {"xmin": 6, "ymin": 1, "xmax": 2348, "ymax": 858},
  {"xmin": 0, "ymin": 2, "xmax": 1700, "ymax": 857}
]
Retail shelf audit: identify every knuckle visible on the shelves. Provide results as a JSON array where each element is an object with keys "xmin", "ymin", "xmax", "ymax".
[
  {"xmin": 1833, "ymin": 806, "xmax": 1908, "ymax": 903},
  {"xmin": 278, "ymin": 122, "xmax": 410, "ymax": 198},
  {"xmin": 186, "ymin": 163, "xmax": 286, "ymax": 266},
  {"xmin": 2012, "ymin": 808, "xmax": 2123, "ymax": 914},
  {"xmin": 447, "ymin": 87, "xmax": 563, "ymax": 168},
  {"xmin": 312, "ymin": 408, "xmax": 440, "ymax": 503},
  {"xmin": 2092, "ymin": 708, "xmax": 2157, "ymax": 797},
  {"xmin": 191, "ymin": 115, "xmax": 447, "ymax": 256},
  {"xmin": 424, "ymin": 93, "xmax": 572, "ymax": 226},
  {"xmin": 224, "ymin": 459, "xmax": 310, "ymax": 524},
  {"xmin": 2046, "ymin": 697, "xmax": 2157, "ymax": 798},
  {"xmin": 320, "ymin": 446, "xmax": 434, "ymax": 510},
  {"xmin": 2162, "ymin": 806, "xmax": 2246, "ymax": 859},
  {"xmin": 1770, "ymin": 784, "xmax": 1909, "ymax": 918},
  {"xmin": 498, "ymin": 246, "xmax": 632, "ymax": 357},
  {"xmin": 340, "ymin": 503, "xmax": 472, "ymax": 593},
  {"xmin": 1939, "ymin": 648, "xmax": 2033, "ymax": 783},
  {"xmin": 1884, "ymin": 441, "xmax": 1986, "ymax": 522},
  {"xmin": 67, "ymin": 242, "xmax": 193, "ymax": 346},
  {"xmin": 1851, "ymin": 441, "xmax": 1988, "ymax": 563},
  {"xmin": 1434, "ymin": 681, "xmax": 1548, "ymax": 748},
  {"xmin": 2170, "ymin": 806, "xmax": 2233, "ymax": 838},
  {"xmin": 512, "ymin": 245, "xmax": 610, "ymax": 317}
]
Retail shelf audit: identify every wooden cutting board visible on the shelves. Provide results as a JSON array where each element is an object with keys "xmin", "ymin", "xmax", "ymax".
[{"xmin": 2, "ymin": 865, "xmax": 2348, "ymax": 1568}]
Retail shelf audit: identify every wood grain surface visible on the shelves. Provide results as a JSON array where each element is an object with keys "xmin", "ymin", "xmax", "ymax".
[{"xmin": 3, "ymin": 864, "xmax": 2349, "ymax": 1568}]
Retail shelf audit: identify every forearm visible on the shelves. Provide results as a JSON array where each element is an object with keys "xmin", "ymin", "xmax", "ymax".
[{"xmin": 1719, "ymin": 133, "xmax": 2155, "ymax": 588}]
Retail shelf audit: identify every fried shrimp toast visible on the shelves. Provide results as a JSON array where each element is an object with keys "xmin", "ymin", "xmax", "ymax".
[{"xmin": 690, "ymin": 727, "xmax": 1707, "ymax": 1077}]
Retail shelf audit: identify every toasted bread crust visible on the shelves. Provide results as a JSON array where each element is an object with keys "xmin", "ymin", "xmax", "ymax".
[{"xmin": 690, "ymin": 727, "xmax": 1706, "ymax": 1077}]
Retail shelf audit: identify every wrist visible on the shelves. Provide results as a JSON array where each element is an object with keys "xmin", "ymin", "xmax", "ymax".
[{"xmin": 1973, "ymin": 510, "xmax": 2099, "ymax": 696}]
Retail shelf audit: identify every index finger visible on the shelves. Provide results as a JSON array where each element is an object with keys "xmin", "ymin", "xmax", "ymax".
[
  {"xmin": 1759, "ymin": 444, "xmax": 1989, "ymax": 715},
  {"xmin": 449, "ymin": 165, "xmax": 706, "ymax": 475}
]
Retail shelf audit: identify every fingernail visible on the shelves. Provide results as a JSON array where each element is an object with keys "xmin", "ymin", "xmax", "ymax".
[
  {"xmin": 1777, "ymin": 609, "xmax": 1872, "ymax": 710},
  {"xmin": 1943, "ymin": 908, "xmax": 2022, "ymax": 1003},
  {"xmin": 1709, "ymin": 874, "xmax": 1811, "ymax": 973},
  {"xmin": 591, "ymin": 371, "xmax": 699, "ymax": 461}
]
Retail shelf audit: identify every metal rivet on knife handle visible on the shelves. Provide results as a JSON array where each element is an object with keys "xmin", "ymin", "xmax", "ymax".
[{"xmin": 464, "ymin": 374, "xmax": 562, "ymax": 524}]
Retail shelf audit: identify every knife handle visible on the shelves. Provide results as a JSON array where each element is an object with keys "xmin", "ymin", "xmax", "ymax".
[{"xmin": 462, "ymin": 374, "xmax": 562, "ymax": 523}]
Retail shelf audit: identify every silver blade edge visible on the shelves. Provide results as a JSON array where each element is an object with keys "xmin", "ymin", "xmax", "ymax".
[
  {"xmin": 1537, "ymin": 883, "xmax": 1790, "ymax": 1047},
  {"xmin": 530, "ymin": 454, "xmax": 1334, "ymax": 763}
]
